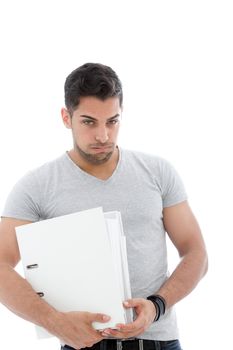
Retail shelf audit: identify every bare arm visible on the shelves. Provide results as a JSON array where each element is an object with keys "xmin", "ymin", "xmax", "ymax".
[
  {"xmin": 103, "ymin": 200, "xmax": 208, "ymax": 338},
  {"xmin": 0, "ymin": 218, "xmax": 57, "ymax": 325},
  {"xmin": 0, "ymin": 217, "xmax": 110, "ymax": 348},
  {"xmin": 156, "ymin": 200, "xmax": 208, "ymax": 307}
]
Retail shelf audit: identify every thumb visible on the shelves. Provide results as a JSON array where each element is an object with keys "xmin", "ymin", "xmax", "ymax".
[
  {"xmin": 90, "ymin": 312, "xmax": 111, "ymax": 323},
  {"xmin": 123, "ymin": 298, "xmax": 140, "ymax": 308}
]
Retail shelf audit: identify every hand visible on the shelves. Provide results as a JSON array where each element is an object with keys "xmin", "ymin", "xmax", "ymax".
[
  {"xmin": 101, "ymin": 298, "xmax": 156, "ymax": 339},
  {"xmin": 50, "ymin": 310, "xmax": 110, "ymax": 349}
]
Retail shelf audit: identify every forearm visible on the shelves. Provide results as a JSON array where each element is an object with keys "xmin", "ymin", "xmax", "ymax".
[
  {"xmin": 156, "ymin": 247, "xmax": 208, "ymax": 309},
  {"xmin": 0, "ymin": 262, "xmax": 59, "ymax": 332}
]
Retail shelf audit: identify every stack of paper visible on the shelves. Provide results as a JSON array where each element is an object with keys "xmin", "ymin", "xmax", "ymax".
[{"xmin": 16, "ymin": 207, "xmax": 133, "ymax": 338}]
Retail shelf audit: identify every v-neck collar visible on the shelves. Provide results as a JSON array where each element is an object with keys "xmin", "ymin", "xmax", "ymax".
[{"xmin": 64, "ymin": 147, "xmax": 123, "ymax": 184}]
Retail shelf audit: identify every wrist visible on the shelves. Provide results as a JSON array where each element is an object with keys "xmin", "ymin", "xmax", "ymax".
[
  {"xmin": 146, "ymin": 294, "xmax": 166, "ymax": 322},
  {"xmin": 41, "ymin": 308, "xmax": 64, "ymax": 336}
]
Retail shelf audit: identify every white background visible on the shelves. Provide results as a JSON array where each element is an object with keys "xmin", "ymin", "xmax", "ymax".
[{"xmin": 0, "ymin": 1, "xmax": 232, "ymax": 349}]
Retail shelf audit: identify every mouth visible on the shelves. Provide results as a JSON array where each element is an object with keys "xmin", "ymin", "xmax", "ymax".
[
  {"xmin": 91, "ymin": 147, "xmax": 112, "ymax": 154},
  {"xmin": 90, "ymin": 144, "xmax": 114, "ymax": 152}
]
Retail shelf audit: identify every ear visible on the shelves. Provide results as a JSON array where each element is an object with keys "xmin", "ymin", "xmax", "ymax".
[{"xmin": 61, "ymin": 108, "xmax": 72, "ymax": 129}]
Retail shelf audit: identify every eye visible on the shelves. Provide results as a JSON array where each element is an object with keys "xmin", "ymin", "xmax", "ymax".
[
  {"xmin": 107, "ymin": 119, "xmax": 119, "ymax": 125},
  {"xmin": 82, "ymin": 119, "xmax": 95, "ymax": 126}
]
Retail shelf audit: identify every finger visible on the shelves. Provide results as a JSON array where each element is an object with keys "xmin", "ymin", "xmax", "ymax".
[
  {"xmin": 123, "ymin": 298, "xmax": 142, "ymax": 308},
  {"xmin": 82, "ymin": 325, "xmax": 105, "ymax": 342},
  {"xmin": 89, "ymin": 313, "xmax": 111, "ymax": 323},
  {"xmin": 116, "ymin": 314, "xmax": 145, "ymax": 333},
  {"xmin": 101, "ymin": 328, "xmax": 111, "ymax": 336},
  {"xmin": 103, "ymin": 326, "xmax": 145, "ymax": 339}
]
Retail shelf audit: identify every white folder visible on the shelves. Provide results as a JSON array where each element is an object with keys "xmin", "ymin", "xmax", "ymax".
[{"xmin": 15, "ymin": 207, "xmax": 133, "ymax": 338}]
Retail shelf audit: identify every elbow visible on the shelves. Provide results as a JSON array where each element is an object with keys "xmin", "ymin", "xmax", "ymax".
[
  {"xmin": 196, "ymin": 244, "xmax": 208, "ymax": 279},
  {"xmin": 202, "ymin": 249, "xmax": 208, "ymax": 277}
]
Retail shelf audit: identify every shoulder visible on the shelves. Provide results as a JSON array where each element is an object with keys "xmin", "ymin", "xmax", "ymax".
[
  {"xmin": 9, "ymin": 153, "xmax": 67, "ymax": 192},
  {"xmin": 1, "ymin": 154, "xmax": 68, "ymax": 221},
  {"xmin": 31, "ymin": 153, "xmax": 68, "ymax": 176},
  {"xmin": 121, "ymin": 148, "xmax": 187, "ymax": 204},
  {"xmin": 121, "ymin": 148, "xmax": 172, "ymax": 172},
  {"xmin": 22, "ymin": 153, "xmax": 67, "ymax": 182}
]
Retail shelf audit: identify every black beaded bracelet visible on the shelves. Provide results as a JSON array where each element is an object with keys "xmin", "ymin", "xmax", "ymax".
[{"xmin": 146, "ymin": 294, "xmax": 167, "ymax": 322}]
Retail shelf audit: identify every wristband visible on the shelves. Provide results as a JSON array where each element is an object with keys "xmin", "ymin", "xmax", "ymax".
[{"xmin": 146, "ymin": 294, "xmax": 166, "ymax": 322}]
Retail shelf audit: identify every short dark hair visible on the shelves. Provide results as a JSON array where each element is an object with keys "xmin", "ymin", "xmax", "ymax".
[{"xmin": 64, "ymin": 63, "xmax": 123, "ymax": 113}]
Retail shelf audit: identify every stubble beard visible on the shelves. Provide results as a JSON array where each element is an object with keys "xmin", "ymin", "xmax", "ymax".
[{"xmin": 75, "ymin": 143, "xmax": 115, "ymax": 165}]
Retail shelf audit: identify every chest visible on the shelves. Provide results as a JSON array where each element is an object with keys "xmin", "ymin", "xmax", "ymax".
[{"xmin": 40, "ymin": 172, "xmax": 164, "ymax": 237}]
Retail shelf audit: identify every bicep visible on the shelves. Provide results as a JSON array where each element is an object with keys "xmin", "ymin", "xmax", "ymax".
[
  {"xmin": 0, "ymin": 217, "xmax": 32, "ymax": 267},
  {"xmin": 163, "ymin": 201, "xmax": 206, "ymax": 257}
]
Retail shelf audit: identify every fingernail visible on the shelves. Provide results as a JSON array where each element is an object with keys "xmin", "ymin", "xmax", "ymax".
[
  {"xmin": 123, "ymin": 301, "xmax": 129, "ymax": 306},
  {"xmin": 102, "ymin": 332, "xmax": 109, "ymax": 337},
  {"xmin": 103, "ymin": 315, "xmax": 110, "ymax": 321},
  {"xmin": 115, "ymin": 324, "xmax": 122, "ymax": 330}
]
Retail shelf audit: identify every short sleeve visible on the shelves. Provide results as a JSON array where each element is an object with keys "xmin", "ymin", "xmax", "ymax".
[
  {"xmin": 1, "ymin": 171, "xmax": 42, "ymax": 221},
  {"xmin": 159, "ymin": 159, "xmax": 188, "ymax": 208}
]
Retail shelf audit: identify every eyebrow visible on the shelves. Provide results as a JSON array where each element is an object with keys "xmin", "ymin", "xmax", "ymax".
[{"xmin": 79, "ymin": 114, "xmax": 120, "ymax": 121}]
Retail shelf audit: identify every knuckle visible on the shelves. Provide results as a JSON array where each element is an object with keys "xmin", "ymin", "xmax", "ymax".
[{"xmin": 95, "ymin": 313, "xmax": 102, "ymax": 320}]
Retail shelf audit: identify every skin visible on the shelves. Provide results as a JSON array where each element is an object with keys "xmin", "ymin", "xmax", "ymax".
[
  {"xmin": 61, "ymin": 96, "xmax": 122, "ymax": 180},
  {"xmin": 0, "ymin": 96, "xmax": 208, "ymax": 348}
]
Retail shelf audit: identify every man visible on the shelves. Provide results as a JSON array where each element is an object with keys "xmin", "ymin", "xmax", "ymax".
[{"xmin": 0, "ymin": 63, "xmax": 208, "ymax": 350}]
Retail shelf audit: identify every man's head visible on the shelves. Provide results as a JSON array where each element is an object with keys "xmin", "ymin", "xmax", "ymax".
[
  {"xmin": 64, "ymin": 63, "xmax": 123, "ymax": 115},
  {"xmin": 62, "ymin": 63, "xmax": 123, "ymax": 167}
]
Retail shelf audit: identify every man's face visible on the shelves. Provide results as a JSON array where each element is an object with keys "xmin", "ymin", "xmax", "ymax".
[{"xmin": 62, "ymin": 96, "xmax": 122, "ymax": 165}]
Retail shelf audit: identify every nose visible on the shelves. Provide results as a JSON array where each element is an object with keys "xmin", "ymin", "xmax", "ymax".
[{"xmin": 95, "ymin": 126, "xmax": 109, "ymax": 143}]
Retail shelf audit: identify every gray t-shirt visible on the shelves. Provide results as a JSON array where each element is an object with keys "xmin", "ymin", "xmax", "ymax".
[{"xmin": 2, "ymin": 148, "xmax": 187, "ymax": 341}]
